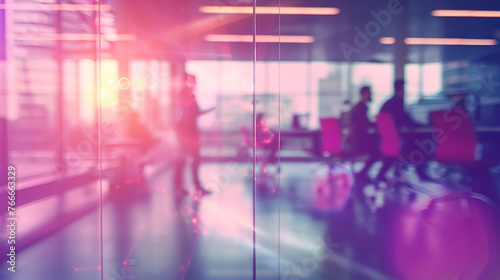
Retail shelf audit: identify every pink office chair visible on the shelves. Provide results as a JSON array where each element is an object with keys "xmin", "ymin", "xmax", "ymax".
[
  {"xmin": 426, "ymin": 109, "xmax": 500, "ymax": 228},
  {"xmin": 320, "ymin": 118, "xmax": 343, "ymax": 157},
  {"xmin": 316, "ymin": 118, "xmax": 353, "ymax": 210},
  {"xmin": 430, "ymin": 109, "xmax": 478, "ymax": 189},
  {"xmin": 375, "ymin": 112, "xmax": 428, "ymax": 197},
  {"xmin": 431, "ymin": 110, "xmax": 499, "ymax": 204},
  {"xmin": 375, "ymin": 112, "xmax": 400, "ymax": 159}
]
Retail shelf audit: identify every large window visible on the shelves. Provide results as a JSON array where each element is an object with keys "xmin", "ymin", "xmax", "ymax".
[{"xmin": 188, "ymin": 60, "xmax": 443, "ymax": 129}]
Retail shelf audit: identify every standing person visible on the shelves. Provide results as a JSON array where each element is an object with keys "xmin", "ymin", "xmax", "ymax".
[
  {"xmin": 379, "ymin": 80, "xmax": 420, "ymax": 128},
  {"xmin": 174, "ymin": 73, "xmax": 214, "ymax": 195},
  {"xmin": 344, "ymin": 86, "xmax": 378, "ymax": 180},
  {"xmin": 375, "ymin": 79, "xmax": 427, "ymax": 181}
]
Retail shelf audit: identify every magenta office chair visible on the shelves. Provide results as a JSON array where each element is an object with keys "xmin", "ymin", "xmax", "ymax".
[
  {"xmin": 320, "ymin": 118, "xmax": 343, "ymax": 157},
  {"xmin": 316, "ymin": 118, "xmax": 353, "ymax": 210},
  {"xmin": 430, "ymin": 109, "xmax": 478, "ymax": 189},
  {"xmin": 375, "ymin": 112, "xmax": 403, "ymax": 181},
  {"xmin": 431, "ymin": 109, "xmax": 499, "ymax": 197},
  {"xmin": 375, "ymin": 112, "xmax": 400, "ymax": 159},
  {"xmin": 375, "ymin": 113, "xmax": 402, "ymax": 186},
  {"xmin": 420, "ymin": 110, "xmax": 500, "ymax": 261},
  {"xmin": 318, "ymin": 117, "xmax": 342, "ymax": 178},
  {"xmin": 375, "ymin": 112, "xmax": 428, "ymax": 196}
]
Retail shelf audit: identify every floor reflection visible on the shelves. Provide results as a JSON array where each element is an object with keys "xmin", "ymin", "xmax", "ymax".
[{"xmin": 1, "ymin": 162, "xmax": 499, "ymax": 280}]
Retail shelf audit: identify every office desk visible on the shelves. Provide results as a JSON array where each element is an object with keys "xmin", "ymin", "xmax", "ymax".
[
  {"xmin": 399, "ymin": 126, "xmax": 500, "ymax": 134},
  {"xmin": 279, "ymin": 126, "xmax": 500, "ymax": 158}
]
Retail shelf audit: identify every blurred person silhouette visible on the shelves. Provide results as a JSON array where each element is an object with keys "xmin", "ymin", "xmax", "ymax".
[
  {"xmin": 344, "ymin": 86, "xmax": 379, "ymax": 180},
  {"xmin": 375, "ymin": 79, "xmax": 429, "ymax": 181},
  {"xmin": 174, "ymin": 73, "xmax": 214, "ymax": 195},
  {"xmin": 256, "ymin": 113, "xmax": 279, "ymax": 164},
  {"xmin": 379, "ymin": 80, "xmax": 421, "ymax": 128}
]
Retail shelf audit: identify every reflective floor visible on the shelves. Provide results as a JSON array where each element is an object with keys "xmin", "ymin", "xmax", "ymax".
[{"xmin": 2, "ymin": 161, "xmax": 500, "ymax": 280}]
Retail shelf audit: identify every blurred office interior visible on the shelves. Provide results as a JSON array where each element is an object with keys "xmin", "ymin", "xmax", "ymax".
[{"xmin": 1, "ymin": 0, "xmax": 500, "ymax": 279}]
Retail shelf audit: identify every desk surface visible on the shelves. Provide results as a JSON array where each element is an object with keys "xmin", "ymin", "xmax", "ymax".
[
  {"xmin": 400, "ymin": 126, "xmax": 500, "ymax": 133},
  {"xmin": 280, "ymin": 126, "xmax": 500, "ymax": 135}
]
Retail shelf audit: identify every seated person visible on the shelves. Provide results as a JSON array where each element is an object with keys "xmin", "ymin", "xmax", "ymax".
[
  {"xmin": 344, "ymin": 86, "xmax": 379, "ymax": 179},
  {"xmin": 379, "ymin": 80, "xmax": 421, "ymax": 128},
  {"xmin": 256, "ymin": 113, "xmax": 279, "ymax": 164},
  {"xmin": 376, "ymin": 79, "xmax": 429, "ymax": 181}
]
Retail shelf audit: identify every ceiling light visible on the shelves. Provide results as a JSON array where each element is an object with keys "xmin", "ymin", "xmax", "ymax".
[
  {"xmin": 0, "ymin": 4, "xmax": 112, "ymax": 11},
  {"xmin": 380, "ymin": 37, "xmax": 497, "ymax": 46},
  {"xmin": 432, "ymin": 10, "xmax": 500, "ymax": 18},
  {"xmin": 11, "ymin": 33, "xmax": 135, "ymax": 41},
  {"xmin": 199, "ymin": 6, "xmax": 339, "ymax": 15},
  {"xmin": 205, "ymin": 34, "xmax": 314, "ymax": 43}
]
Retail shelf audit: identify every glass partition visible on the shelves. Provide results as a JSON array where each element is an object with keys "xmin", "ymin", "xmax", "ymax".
[{"xmin": 2, "ymin": 1, "xmax": 500, "ymax": 280}]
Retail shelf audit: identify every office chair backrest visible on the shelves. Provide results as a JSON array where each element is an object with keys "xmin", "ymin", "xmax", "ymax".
[
  {"xmin": 431, "ymin": 109, "xmax": 476, "ymax": 164},
  {"xmin": 376, "ymin": 112, "xmax": 400, "ymax": 158},
  {"xmin": 320, "ymin": 118, "xmax": 342, "ymax": 156}
]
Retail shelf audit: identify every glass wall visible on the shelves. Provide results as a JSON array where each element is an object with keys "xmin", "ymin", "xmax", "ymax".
[
  {"xmin": 188, "ymin": 60, "xmax": 443, "ymax": 131},
  {"xmin": 3, "ymin": 1, "xmax": 499, "ymax": 280}
]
